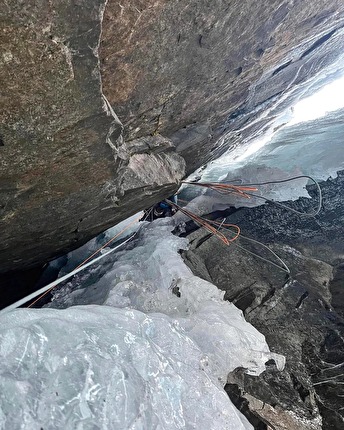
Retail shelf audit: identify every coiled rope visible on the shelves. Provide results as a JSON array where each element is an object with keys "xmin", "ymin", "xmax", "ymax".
[
  {"xmin": 167, "ymin": 199, "xmax": 240, "ymax": 245},
  {"xmin": 182, "ymin": 175, "xmax": 322, "ymax": 217},
  {"xmin": 176, "ymin": 174, "xmax": 322, "ymax": 274}
]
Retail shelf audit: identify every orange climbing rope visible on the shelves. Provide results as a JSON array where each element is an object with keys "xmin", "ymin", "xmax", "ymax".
[
  {"xmin": 74, "ymin": 214, "xmax": 143, "ymax": 270},
  {"xmin": 182, "ymin": 181, "xmax": 258, "ymax": 198},
  {"xmin": 165, "ymin": 180, "xmax": 257, "ymax": 245},
  {"xmin": 166, "ymin": 200, "xmax": 240, "ymax": 245},
  {"xmin": 12, "ymin": 174, "xmax": 322, "ymax": 311},
  {"xmin": 27, "ymin": 181, "xmax": 255, "ymax": 307}
]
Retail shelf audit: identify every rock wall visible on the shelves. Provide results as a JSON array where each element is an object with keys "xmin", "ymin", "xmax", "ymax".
[
  {"xmin": 1, "ymin": 0, "xmax": 344, "ymax": 272},
  {"xmin": 183, "ymin": 173, "xmax": 344, "ymax": 429},
  {"xmin": 0, "ymin": 1, "xmax": 185, "ymax": 273}
]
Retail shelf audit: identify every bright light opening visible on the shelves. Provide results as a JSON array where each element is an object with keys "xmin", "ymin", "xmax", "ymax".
[
  {"xmin": 233, "ymin": 73, "xmax": 344, "ymax": 162},
  {"xmin": 288, "ymin": 74, "xmax": 344, "ymax": 126}
]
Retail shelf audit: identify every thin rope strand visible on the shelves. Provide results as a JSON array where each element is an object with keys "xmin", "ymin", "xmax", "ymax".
[{"xmin": 0, "ymin": 233, "xmax": 137, "ymax": 314}]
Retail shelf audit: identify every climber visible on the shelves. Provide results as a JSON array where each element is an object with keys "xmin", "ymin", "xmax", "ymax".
[{"xmin": 145, "ymin": 195, "xmax": 178, "ymax": 221}]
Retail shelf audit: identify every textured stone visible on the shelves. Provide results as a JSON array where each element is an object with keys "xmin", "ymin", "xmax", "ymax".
[
  {"xmin": 1, "ymin": 0, "xmax": 344, "ymax": 273},
  {"xmin": 226, "ymin": 384, "xmax": 322, "ymax": 430},
  {"xmin": 100, "ymin": 0, "xmax": 344, "ymax": 171},
  {"xmin": 183, "ymin": 174, "xmax": 344, "ymax": 429},
  {"xmin": 0, "ymin": 1, "xmax": 184, "ymax": 273}
]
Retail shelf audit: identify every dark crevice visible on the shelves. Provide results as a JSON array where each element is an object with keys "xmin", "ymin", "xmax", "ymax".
[
  {"xmin": 313, "ymin": 13, "xmax": 332, "ymax": 28},
  {"xmin": 225, "ymin": 384, "xmax": 268, "ymax": 430},
  {"xmin": 226, "ymin": 105, "xmax": 246, "ymax": 122},
  {"xmin": 290, "ymin": 373, "xmax": 310, "ymax": 403},
  {"xmin": 255, "ymin": 48, "xmax": 265, "ymax": 57},
  {"xmin": 73, "ymin": 218, "xmax": 83, "ymax": 235},
  {"xmin": 257, "ymin": 91, "xmax": 284, "ymax": 109},
  {"xmin": 0, "ymin": 135, "xmax": 4, "ymax": 146},
  {"xmin": 272, "ymin": 60, "xmax": 292, "ymax": 76},
  {"xmin": 295, "ymin": 291, "xmax": 309, "ymax": 308},
  {"xmin": 234, "ymin": 66, "xmax": 243, "ymax": 77},
  {"xmin": 194, "ymin": 233, "xmax": 212, "ymax": 249},
  {"xmin": 300, "ymin": 29, "xmax": 336, "ymax": 59},
  {"xmin": 245, "ymin": 286, "xmax": 277, "ymax": 315},
  {"xmin": 329, "ymin": 264, "xmax": 344, "ymax": 318},
  {"xmin": 0, "ymin": 266, "xmax": 46, "ymax": 309},
  {"xmin": 226, "ymin": 282, "xmax": 257, "ymax": 311},
  {"xmin": 260, "ymin": 287, "xmax": 276, "ymax": 306}
]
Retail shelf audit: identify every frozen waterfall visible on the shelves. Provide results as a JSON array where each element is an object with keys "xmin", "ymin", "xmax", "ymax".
[{"xmin": 0, "ymin": 217, "xmax": 284, "ymax": 429}]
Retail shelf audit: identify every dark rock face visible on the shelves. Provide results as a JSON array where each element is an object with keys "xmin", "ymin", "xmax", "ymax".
[
  {"xmin": 1, "ymin": 1, "xmax": 344, "ymax": 273},
  {"xmin": 0, "ymin": 0, "xmax": 184, "ymax": 273},
  {"xmin": 183, "ymin": 174, "xmax": 344, "ymax": 429},
  {"xmin": 227, "ymin": 171, "xmax": 344, "ymax": 262},
  {"xmin": 100, "ymin": 0, "xmax": 344, "ymax": 171}
]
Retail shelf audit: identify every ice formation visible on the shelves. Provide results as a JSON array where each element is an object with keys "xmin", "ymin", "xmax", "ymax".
[
  {"xmin": 186, "ymin": 68, "xmax": 344, "ymax": 200},
  {"xmin": 0, "ymin": 218, "xmax": 284, "ymax": 429}
]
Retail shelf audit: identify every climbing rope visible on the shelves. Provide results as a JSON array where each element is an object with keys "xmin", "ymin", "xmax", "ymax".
[
  {"xmin": 182, "ymin": 175, "xmax": 322, "ymax": 217},
  {"xmin": 238, "ymin": 175, "xmax": 322, "ymax": 217},
  {"xmin": 169, "ymin": 205, "xmax": 290, "ymax": 274},
  {"xmin": 166, "ymin": 199, "xmax": 240, "ymax": 245},
  {"xmin": 175, "ymin": 175, "xmax": 321, "ymax": 275},
  {"xmin": 2, "ymin": 175, "xmax": 319, "ymax": 312},
  {"xmin": 26, "ymin": 213, "xmax": 144, "ymax": 309},
  {"xmin": 0, "ymin": 212, "xmax": 151, "ymax": 314},
  {"xmin": 233, "ymin": 231, "xmax": 290, "ymax": 274},
  {"xmin": 0, "ymin": 233, "xmax": 137, "ymax": 314},
  {"xmin": 182, "ymin": 181, "xmax": 258, "ymax": 198}
]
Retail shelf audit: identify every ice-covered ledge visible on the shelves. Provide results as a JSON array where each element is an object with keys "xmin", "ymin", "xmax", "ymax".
[{"xmin": 0, "ymin": 219, "xmax": 283, "ymax": 429}]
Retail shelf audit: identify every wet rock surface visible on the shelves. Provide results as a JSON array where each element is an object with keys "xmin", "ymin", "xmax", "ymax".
[
  {"xmin": 1, "ymin": 1, "xmax": 344, "ymax": 273},
  {"xmin": 183, "ymin": 173, "xmax": 344, "ymax": 429}
]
